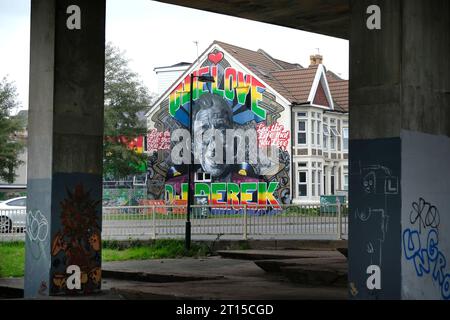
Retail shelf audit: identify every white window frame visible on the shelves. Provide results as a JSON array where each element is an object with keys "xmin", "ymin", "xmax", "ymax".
[
  {"xmin": 342, "ymin": 127, "xmax": 349, "ymax": 151},
  {"xmin": 329, "ymin": 119, "xmax": 340, "ymax": 151},
  {"xmin": 330, "ymin": 167, "xmax": 335, "ymax": 195},
  {"xmin": 298, "ymin": 169, "xmax": 308, "ymax": 197},
  {"xmin": 311, "ymin": 169, "xmax": 316, "ymax": 197},
  {"xmin": 323, "ymin": 123, "xmax": 329, "ymax": 149},
  {"xmin": 318, "ymin": 169, "xmax": 322, "ymax": 196},
  {"xmin": 297, "ymin": 113, "xmax": 308, "ymax": 146},
  {"xmin": 317, "ymin": 118, "xmax": 321, "ymax": 147}
]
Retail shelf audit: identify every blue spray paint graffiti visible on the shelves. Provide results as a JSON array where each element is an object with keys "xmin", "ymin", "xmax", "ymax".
[{"xmin": 403, "ymin": 228, "xmax": 450, "ymax": 300}]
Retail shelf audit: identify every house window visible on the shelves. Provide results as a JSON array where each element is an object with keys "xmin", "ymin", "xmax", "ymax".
[
  {"xmin": 318, "ymin": 170, "xmax": 322, "ymax": 196},
  {"xmin": 297, "ymin": 119, "xmax": 307, "ymax": 145},
  {"xmin": 343, "ymin": 127, "xmax": 349, "ymax": 151},
  {"xmin": 331, "ymin": 167, "xmax": 335, "ymax": 195},
  {"xmin": 311, "ymin": 120, "xmax": 315, "ymax": 146},
  {"xmin": 297, "ymin": 112, "xmax": 307, "ymax": 117},
  {"xmin": 323, "ymin": 166, "xmax": 327, "ymax": 195},
  {"xmin": 323, "ymin": 124, "xmax": 329, "ymax": 149},
  {"xmin": 317, "ymin": 119, "xmax": 321, "ymax": 147},
  {"xmin": 298, "ymin": 170, "xmax": 308, "ymax": 197},
  {"xmin": 330, "ymin": 119, "xmax": 340, "ymax": 151},
  {"xmin": 312, "ymin": 170, "xmax": 316, "ymax": 196}
]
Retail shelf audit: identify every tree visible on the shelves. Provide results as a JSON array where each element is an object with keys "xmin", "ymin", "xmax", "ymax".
[
  {"xmin": 103, "ymin": 43, "xmax": 153, "ymax": 180},
  {"xmin": 0, "ymin": 77, "xmax": 25, "ymax": 183}
]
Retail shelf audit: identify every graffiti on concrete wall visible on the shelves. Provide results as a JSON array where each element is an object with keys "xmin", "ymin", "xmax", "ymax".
[
  {"xmin": 353, "ymin": 163, "xmax": 398, "ymax": 268},
  {"xmin": 400, "ymin": 130, "xmax": 450, "ymax": 300},
  {"xmin": 348, "ymin": 138, "xmax": 401, "ymax": 300},
  {"xmin": 26, "ymin": 210, "xmax": 49, "ymax": 261},
  {"xmin": 50, "ymin": 184, "xmax": 101, "ymax": 294},
  {"xmin": 403, "ymin": 198, "xmax": 449, "ymax": 300}
]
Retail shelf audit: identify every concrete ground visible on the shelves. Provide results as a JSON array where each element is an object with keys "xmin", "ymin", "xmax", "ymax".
[{"xmin": 0, "ymin": 249, "xmax": 349, "ymax": 300}]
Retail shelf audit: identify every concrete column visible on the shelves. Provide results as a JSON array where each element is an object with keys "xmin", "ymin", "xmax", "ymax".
[
  {"xmin": 25, "ymin": 0, "xmax": 105, "ymax": 298},
  {"xmin": 349, "ymin": 0, "xmax": 450, "ymax": 299}
]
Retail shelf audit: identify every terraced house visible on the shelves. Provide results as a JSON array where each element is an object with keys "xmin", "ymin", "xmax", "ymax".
[{"xmin": 145, "ymin": 41, "xmax": 348, "ymax": 206}]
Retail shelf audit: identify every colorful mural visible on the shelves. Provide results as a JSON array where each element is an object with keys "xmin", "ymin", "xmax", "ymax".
[
  {"xmin": 50, "ymin": 183, "xmax": 102, "ymax": 295},
  {"xmin": 147, "ymin": 128, "xmax": 171, "ymax": 153},
  {"xmin": 147, "ymin": 49, "xmax": 291, "ymax": 211}
]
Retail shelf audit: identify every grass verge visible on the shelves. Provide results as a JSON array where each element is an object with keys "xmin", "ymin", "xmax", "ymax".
[{"xmin": 0, "ymin": 240, "xmax": 210, "ymax": 278}]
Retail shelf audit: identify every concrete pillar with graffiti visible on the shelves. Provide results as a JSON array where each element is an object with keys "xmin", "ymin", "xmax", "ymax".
[
  {"xmin": 349, "ymin": 0, "xmax": 450, "ymax": 300},
  {"xmin": 25, "ymin": 0, "xmax": 105, "ymax": 297}
]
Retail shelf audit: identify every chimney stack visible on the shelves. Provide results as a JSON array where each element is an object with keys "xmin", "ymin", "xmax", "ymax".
[{"xmin": 309, "ymin": 54, "xmax": 323, "ymax": 66}]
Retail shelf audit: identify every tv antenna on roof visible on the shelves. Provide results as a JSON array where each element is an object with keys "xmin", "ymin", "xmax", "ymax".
[{"xmin": 193, "ymin": 41, "xmax": 199, "ymax": 64}]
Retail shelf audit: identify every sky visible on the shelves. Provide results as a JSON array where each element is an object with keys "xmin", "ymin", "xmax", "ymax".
[{"xmin": 0, "ymin": 0, "xmax": 348, "ymax": 113}]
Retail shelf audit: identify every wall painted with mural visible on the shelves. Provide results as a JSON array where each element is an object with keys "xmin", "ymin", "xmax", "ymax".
[
  {"xmin": 146, "ymin": 45, "xmax": 292, "ymax": 213},
  {"xmin": 50, "ymin": 174, "xmax": 103, "ymax": 295},
  {"xmin": 401, "ymin": 130, "xmax": 450, "ymax": 300}
]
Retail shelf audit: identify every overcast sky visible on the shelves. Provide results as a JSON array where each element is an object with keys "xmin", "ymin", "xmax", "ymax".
[{"xmin": 0, "ymin": 0, "xmax": 348, "ymax": 113}]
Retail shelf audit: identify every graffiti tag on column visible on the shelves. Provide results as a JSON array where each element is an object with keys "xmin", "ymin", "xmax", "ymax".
[
  {"xmin": 362, "ymin": 165, "xmax": 398, "ymax": 195},
  {"xmin": 403, "ymin": 228, "xmax": 450, "ymax": 300},
  {"xmin": 409, "ymin": 197, "xmax": 440, "ymax": 234},
  {"xmin": 26, "ymin": 210, "xmax": 49, "ymax": 260},
  {"xmin": 355, "ymin": 207, "xmax": 389, "ymax": 266},
  {"xmin": 353, "ymin": 161, "xmax": 398, "ymax": 290},
  {"xmin": 26, "ymin": 210, "xmax": 49, "ymax": 242},
  {"xmin": 403, "ymin": 198, "xmax": 449, "ymax": 300}
]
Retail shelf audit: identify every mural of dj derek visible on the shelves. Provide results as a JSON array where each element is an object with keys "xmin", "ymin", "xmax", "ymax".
[{"xmin": 192, "ymin": 93, "xmax": 259, "ymax": 184}]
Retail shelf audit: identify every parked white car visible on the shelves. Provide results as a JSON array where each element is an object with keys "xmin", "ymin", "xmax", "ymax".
[{"xmin": 0, "ymin": 196, "xmax": 27, "ymax": 233}]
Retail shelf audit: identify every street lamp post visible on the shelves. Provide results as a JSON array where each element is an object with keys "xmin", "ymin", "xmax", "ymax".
[{"xmin": 186, "ymin": 73, "xmax": 215, "ymax": 250}]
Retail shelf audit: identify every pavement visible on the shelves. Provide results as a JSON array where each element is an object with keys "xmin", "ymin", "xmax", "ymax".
[{"xmin": 0, "ymin": 247, "xmax": 349, "ymax": 300}]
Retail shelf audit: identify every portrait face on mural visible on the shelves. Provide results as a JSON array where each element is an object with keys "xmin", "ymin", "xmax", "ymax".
[{"xmin": 193, "ymin": 93, "xmax": 233, "ymax": 178}]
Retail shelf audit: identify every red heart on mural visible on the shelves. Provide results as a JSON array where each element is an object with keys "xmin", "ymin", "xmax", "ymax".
[{"xmin": 208, "ymin": 51, "xmax": 224, "ymax": 64}]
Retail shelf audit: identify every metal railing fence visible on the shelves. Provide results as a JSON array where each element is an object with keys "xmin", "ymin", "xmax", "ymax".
[
  {"xmin": 1, "ymin": 203, "xmax": 348, "ymax": 241},
  {"xmin": 102, "ymin": 202, "xmax": 348, "ymax": 240}
]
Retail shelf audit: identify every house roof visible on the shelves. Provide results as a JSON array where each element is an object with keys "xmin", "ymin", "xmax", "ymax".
[
  {"xmin": 154, "ymin": 62, "xmax": 191, "ymax": 71},
  {"xmin": 326, "ymin": 72, "xmax": 348, "ymax": 112},
  {"xmin": 213, "ymin": 41, "xmax": 301, "ymax": 102},
  {"xmin": 148, "ymin": 40, "xmax": 348, "ymax": 116},
  {"xmin": 271, "ymin": 65, "xmax": 319, "ymax": 104},
  {"xmin": 213, "ymin": 41, "xmax": 347, "ymax": 112}
]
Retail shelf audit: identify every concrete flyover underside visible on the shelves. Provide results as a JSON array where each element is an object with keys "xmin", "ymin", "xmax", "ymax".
[{"xmin": 155, "ymin": 0, "xmax": 350, "ymax": 39}]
